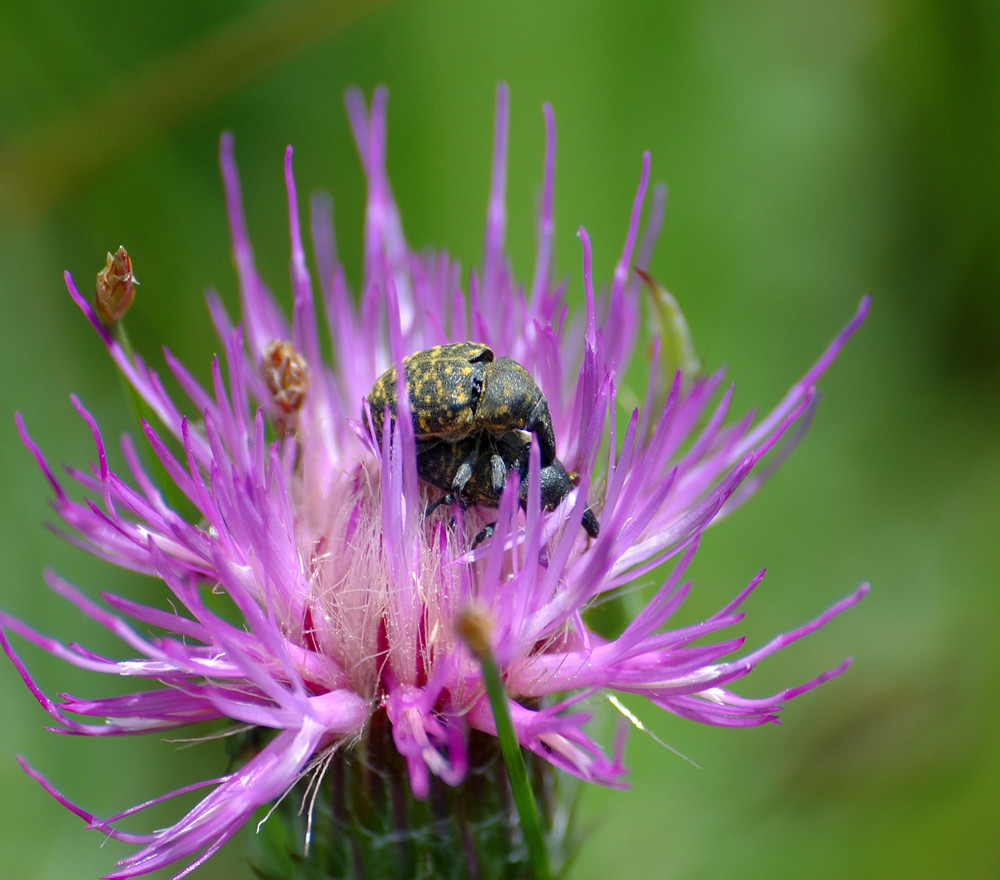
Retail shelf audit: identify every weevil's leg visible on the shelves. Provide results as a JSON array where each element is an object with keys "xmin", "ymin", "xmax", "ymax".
[
  {"xmin": 471, "ymin": 447, "xmax": 513, "ymax": 547},
  {"xmin": 472, "ymin": 520, "xmax": 551, "ymax": 570},
  {"xmin": 424, "ymin": 492, "xmax": 471, "ymax": 535},
  {"xmin": 490, "ymin": 431, "xmax": 529, "ymax": 499},
  {"xmin": 451, "ymin": 434, "xmax": 481, "ymax": 495},
  {"xmin": 425, "ymin": 490, "xmax": 483, "ymax": 546},
  {"xmin": 424, "ymin": 493, "xmax": 455, "ymax": 518},
  {"xmin": 472, "ymin": 521, "xmax": 496, "ymax": 546},
  {"xmin": 581, "ymin": 508, "xmax": 600, "ymax": 538},
  {"xmin": 489, "ymin": 453, "xmax": 508, "ymax": 494},
  {"xmin": 525, "ymin": 396, "xmax": 557, "ymax": 464}
]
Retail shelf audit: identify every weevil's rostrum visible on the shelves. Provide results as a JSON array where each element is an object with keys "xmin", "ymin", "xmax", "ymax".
[{"xmin": 365, "ymin": 342, "xmax": 598, "ymax": 538}]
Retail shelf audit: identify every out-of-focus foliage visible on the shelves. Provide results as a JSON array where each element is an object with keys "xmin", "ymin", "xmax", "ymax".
[{"xmin": 1, "ymin": 2, "xmax": 996, "ymax": 878}]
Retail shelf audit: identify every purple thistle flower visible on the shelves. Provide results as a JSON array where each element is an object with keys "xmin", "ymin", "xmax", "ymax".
[{"xmin": 2, "ymin": 84, "xmax": 869, "ymax": 879}]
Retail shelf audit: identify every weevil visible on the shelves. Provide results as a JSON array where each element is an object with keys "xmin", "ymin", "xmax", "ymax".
[
  {"xmin": 365, "ymin": 342, "xmax": 557, "ymax": 463},
  {"xmin": 364, "ymin": 343, "xmax": 598, "ymax": 542}
]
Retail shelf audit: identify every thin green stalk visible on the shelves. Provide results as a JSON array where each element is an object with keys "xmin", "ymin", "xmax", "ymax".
[{"xmin": 478, "ymin": 650, "xmax": 552, "ymax": 880}]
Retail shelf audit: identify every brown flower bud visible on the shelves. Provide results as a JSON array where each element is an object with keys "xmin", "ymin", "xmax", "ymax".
[
  {"xmin": 260, "ymin": 340, "xmax": 309, "ymax": 430},
  {"xmin": 95, "ymin": 246, "xmax": 137, "ymax": 325},
  {"xmin": 456, "ymin": 604, "xmax": 495, "ymax": 660}
]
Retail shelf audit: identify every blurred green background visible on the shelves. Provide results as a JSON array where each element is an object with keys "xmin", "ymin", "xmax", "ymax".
[{"xmin": 1, "ymin": 1, "xmax": 997, "ymax": 878}]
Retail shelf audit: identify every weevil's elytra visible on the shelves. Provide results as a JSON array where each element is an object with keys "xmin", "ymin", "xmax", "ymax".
[
  {"xmin": 365, "ymin": 342, "xmax": 556, "ymax": 461},
  {"xmin": 475, "ymin": 357, "xmax": 556, "ymax": 464},
  {"xmin": 364, "ymin": 342, "xmax": 598, "ymax": 541},
  {"xmin": 366, "ymin": 342, "xmax": 493, "ymax": 443}
]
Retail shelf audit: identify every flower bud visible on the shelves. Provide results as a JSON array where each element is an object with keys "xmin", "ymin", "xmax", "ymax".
[
  {"xmin": 95, "ymin": 246, "xmax": 137, "ymax": 325},
  {"xmin": 260, "ymin": 340, "xmax": 309, "ymax": 430},
  {"xmin": 636, "ymin": 266, "xmax": 700, "ymax": 388},
  {"xmin": 457, "ymin": 604, "xmax": 495, "ymax": 660}
]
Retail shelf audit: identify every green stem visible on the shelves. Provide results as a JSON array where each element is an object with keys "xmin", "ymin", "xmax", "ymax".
[{"xmin": 478, "ymin": 651, "xmax": 552, "ymax": 880}]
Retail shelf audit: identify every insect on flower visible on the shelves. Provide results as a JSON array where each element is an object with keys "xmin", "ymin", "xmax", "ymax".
[{"xmin": 365, "ymin": 341, "xmax": 596, "ymax": 539}]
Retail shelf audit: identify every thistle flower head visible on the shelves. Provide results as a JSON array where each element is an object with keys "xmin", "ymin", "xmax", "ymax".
[{"xmin": 2, "ymin": 84, "xmax": 869, "ymax": 879}]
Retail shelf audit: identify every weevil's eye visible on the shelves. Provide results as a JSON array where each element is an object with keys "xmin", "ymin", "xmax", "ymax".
[{"xmin": 567, "ymin": 470, "xmax": 581, "ymax": 486}]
